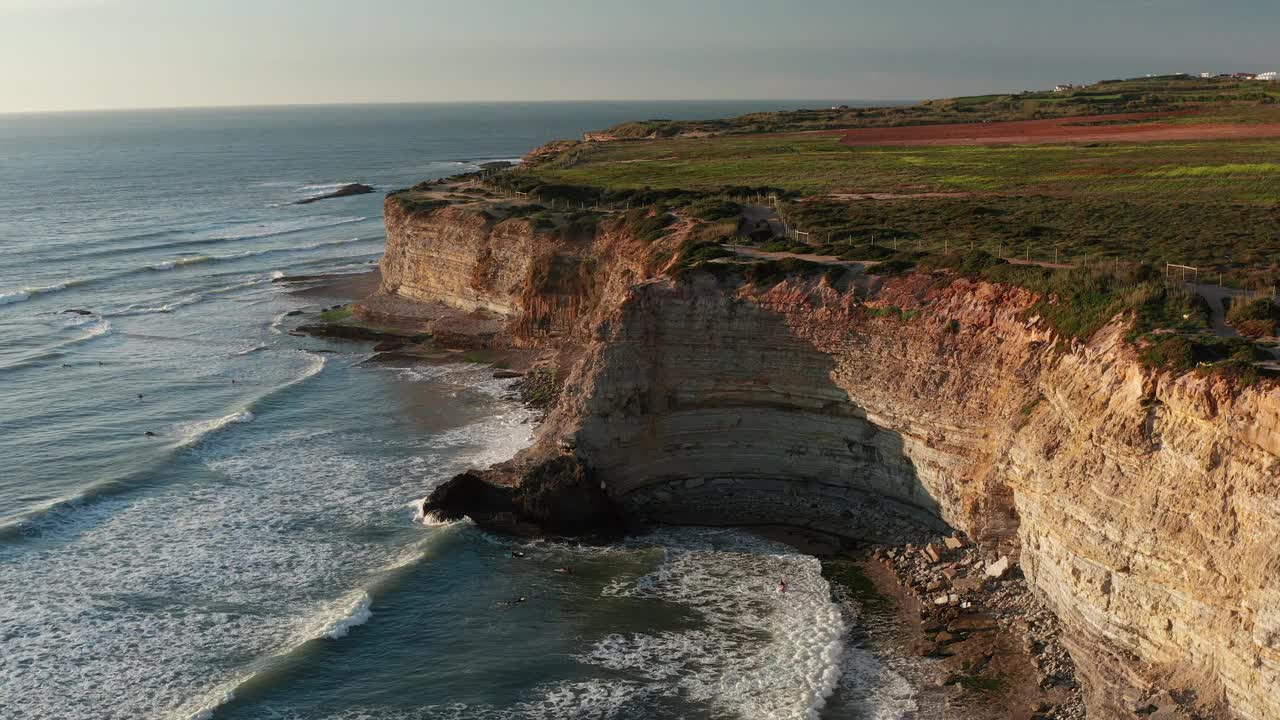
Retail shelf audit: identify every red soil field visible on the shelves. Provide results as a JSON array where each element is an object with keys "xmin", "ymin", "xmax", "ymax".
[{"xmin": 834, "ymin": 112, "xmax": 1280, "ymax": 146}]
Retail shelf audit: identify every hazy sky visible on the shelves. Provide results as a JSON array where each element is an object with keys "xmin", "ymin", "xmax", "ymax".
[{"xmin": 2, "ymin": 0, "xmax": 1277, "ymax": 112}]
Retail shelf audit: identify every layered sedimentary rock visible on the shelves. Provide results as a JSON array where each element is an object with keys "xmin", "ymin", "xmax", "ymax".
[
  {"xmin": 380, "ymin": 202, "xmax": 537, "ymax": 315},
  {"xmin": 382, "ymin": 202, "xmax": 1280, "ymax": 719}
]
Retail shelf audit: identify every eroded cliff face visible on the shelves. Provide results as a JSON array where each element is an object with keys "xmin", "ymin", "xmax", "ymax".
[
  {"xmin": 380, "ymin": 201, "xmax": 538, "ymax": 316},
  {"xmin": 552, "ymin": 273, "xmax": 1280, "ymax": 719},
  {"xmin": 383, "ymin": 205, "xmax": 1280, "ymax": 718},
  {"xmin": 377, "ymin": 198, "xmax": 654, "ymax": 344}
]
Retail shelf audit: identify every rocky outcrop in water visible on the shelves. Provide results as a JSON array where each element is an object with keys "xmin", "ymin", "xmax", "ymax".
[
  {"xmin": 422, "ymin": 455, "xmax": 623, "ymax": 537},
  {"xmin": 295, "ymin": 183, "xmax": 374, "ymax": 204},
  {"xmin": 371, "ymin": 198, "xmax": 1280, "ymax": 719}
]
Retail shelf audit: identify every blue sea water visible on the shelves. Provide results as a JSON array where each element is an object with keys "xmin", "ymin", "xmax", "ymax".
[{"xmin": 0, "ymin": 102, "xmax": 924, "ymax": 720}]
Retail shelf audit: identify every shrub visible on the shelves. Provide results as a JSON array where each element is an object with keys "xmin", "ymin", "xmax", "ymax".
[
  {"xmin": 533, "ymin": 183, "xmax": 601, "ymax": 205},
  {"xmin": 959, "ymin": 249, "xmax": 1004, "ymax": 274},
  {"xmin": 874, "ymin": 258, "xmax": 918, "ymax": 275},
  {"xmin": 1139, "ymin": 335, "xmax": 1196, "ymax": 372},
  {"xmin": 1236, "ymin": 319, "xmax": 1277, "ymax": 338},
  {"xmin": 746, "ymin": 258, "xmax": 827, "ymax": 285},
  {"xmin": 677, "ymin": 240, "xmax": 733, "ymax": 269},
  {"xmin": 1226, "ymin": 298, "xmax": 1279, "ymax": 337},
  {"xmin": 625, "ymin": 210, "xmax": 677, "ymax": 244},
  {"xmin": 689, "ymin": 198, "xmax": 743, "ymax": 221},
  {"xmin": 395, "ymin": 197, "xmax": 449, "ymax": 216}
]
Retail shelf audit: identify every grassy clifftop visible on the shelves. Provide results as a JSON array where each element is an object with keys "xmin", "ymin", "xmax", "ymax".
[
  {"xmin": 415, "ymin": 75, "xmax": 1278, "ymax": 380},
  {"xmin": 503, "ymin": 75, "xmax": 1280, "ymax": 286},
  {"xmin": 600, "ymin": 75, "xmax": 1280, "ymax": 138}
]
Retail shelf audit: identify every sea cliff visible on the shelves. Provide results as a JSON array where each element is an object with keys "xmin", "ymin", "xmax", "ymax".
[{"xmin": 367, "ymin": 193, "xmax": 1280, "ymax": 719}]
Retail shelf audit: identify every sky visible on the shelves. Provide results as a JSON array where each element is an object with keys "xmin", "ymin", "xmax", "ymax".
[{"xmin": 1, "ymin": 0, "xmax": 1277, "ymax": 113}]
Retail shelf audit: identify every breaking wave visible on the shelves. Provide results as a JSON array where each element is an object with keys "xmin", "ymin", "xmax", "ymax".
[
  {"xmin": 146, "ymin": 236, "xmax": 373, "ymax": 272},
  {"xmin": 0, "ymin": 317, "xmax": 113, "ymax": 373},
  {"xmin": 588, "ymin": 529, "xmax": 847, "ymax": 720},
  {"xmin": 174, "ymin": 409, "xmax": 256, "ymax": 449},
  {"xmin": 0, "ymin": 279, "xmax": 88, "ymax": 306},
  {"xmin": 173, "ymin": 351, "xmax": 326, "ymax": 449},
  {"xmin": 54, "ymin": 217, "xmax": 371, "ymax": 262}
]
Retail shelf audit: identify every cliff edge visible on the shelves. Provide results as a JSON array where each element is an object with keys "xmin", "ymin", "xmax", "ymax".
[{"xmin": 367, "ymin": 191, "xmax": 1280, "ymax": 720}]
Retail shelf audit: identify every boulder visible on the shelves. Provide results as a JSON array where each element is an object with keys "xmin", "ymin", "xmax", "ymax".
[
  {"xmin": 421, "ymin": 455, "xmax": 623, "ymax": 537},
  {"xmin": 986, "ymin": 556, "xmax": 1012, "ymax": 579},
  {"xmin": 923, "ymin": 543, "xmax": 943, "ymax": 563}
]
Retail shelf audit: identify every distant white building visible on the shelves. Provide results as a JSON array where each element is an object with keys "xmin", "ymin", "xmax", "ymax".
[
  {"xmin": 1053, "ymin": 84, "xmax": 1075, "ymax": 93},
  {"xmin": 1259, "ymin": 71, "xmax": 1279, "ymax": 81},
  {"xmin": 1200, "ymin": 72, "xmax": 1213, "ymax": 78}
]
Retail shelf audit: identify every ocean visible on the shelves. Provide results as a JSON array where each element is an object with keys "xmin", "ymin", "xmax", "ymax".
[{"xmin": 0, "ymin": 102, "xmax": 923, "ymax": 719}]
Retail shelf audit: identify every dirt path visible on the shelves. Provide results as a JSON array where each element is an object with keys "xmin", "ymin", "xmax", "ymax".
[
  {"xmin": 1192, "ymin": 284, "xmax": 1280, "ymax": 366},
  {"xmin": 1194, "ymin": 283, "xmax": 1242, "ymax": 339},
  {"xmin": 725, "ymin": 244, "xmax": 879, "ymax": 269},
  {"xmin": 741, "ymin": 203, "xmax": 787, "ymax": 237}
]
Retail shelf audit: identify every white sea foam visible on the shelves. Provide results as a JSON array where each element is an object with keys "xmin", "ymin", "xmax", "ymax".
[
  {"xmin": 148, "ymin": 255, "xmax": 206, "ymax": 270},
  {"xmin": 269, "ymin": 311, "xmax": 291, "ymax": 334},
  {"xmin": 142, "ymin": 236, "xmax": 373, "ymax": 276},
  {"xmin": 0, "ymin": 317, "xmax": 114, "ymax": 373},
  {"xmin": 175, "ymin": 409, "xmax": 256, "ymax": 447},
  {"xmin": 258, "ymin": 529, "xmax": 850, "ymax": 720},
  {"xmin": 299, "ymin": 182, "xmax": 357, "ymax": 192},
  {"xmin": 77, "ymin": 317, "xmax": 112, "ymax": 342},
  {"xmin": 323, "ymin": 593, "xmax": 373, "ymax": 639},
  {"xmin": 420, "ymin": 509, "xmax": 464, "ymax": 527},
  {"xmin": 113, "ymin": 293, "xmax": 207, "ymax": 316},
  {"xmin": 0, "ymin": 289, "xmax": 31, "ymax": 305},
  {"xmin": 172, "ymin": 352, "xmax": 326, "ymax": 447},
  {"xmin": 58, "ymin": 217, "xmax": 372, "ymax": 263},
  {"xmin": 588, "ymin": 529, "xmax": 848, "ymax": 720},
  {"xmin": 111, "ymin": 276, "xmax": 274, "ymax": 317},
  {"xmin": 239, "ymin": 680, "xmax": 654, "ymax": 720},
  {"xmin": 0, "ymin": 386, "xmax": 533, "ymax": 720},
  {"xmin": 0, "ymin": 278, "xmax": 86, "ymax": 306}
]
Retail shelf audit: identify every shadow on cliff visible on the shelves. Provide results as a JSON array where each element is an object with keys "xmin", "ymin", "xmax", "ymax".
[
  {"xmin": 426, "ymin": 271, "xmax": 957, "ymax": 544},
  {"xmin": 596, "ymin": 277, "xmax": 952, "ymax": 544}
]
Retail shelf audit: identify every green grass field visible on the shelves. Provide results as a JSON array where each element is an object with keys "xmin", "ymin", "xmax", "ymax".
[
  {"xmin": 443, "ymin": 76, "xmax": 1280, "ymax": 378},
  {"xmin": 532, "ymin": 134, "xmax": 1280, "ymax": 200},
  {"xmin": 513, "ymin": 131, "xmax": 1280, "ymax": 284},
  {"xmin": 595, "ymin": 75, "xmax": 1280, "ymax": 137}
]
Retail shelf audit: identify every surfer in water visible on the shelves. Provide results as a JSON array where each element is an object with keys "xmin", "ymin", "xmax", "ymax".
[{"xmin": 777, "ymin": 579, "xmax": 788, "ymax": 593}]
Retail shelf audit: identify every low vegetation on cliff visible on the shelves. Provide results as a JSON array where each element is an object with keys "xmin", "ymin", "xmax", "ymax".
[
  {"xmin": 593, "ymin": 75, "xmax": 1280, "ymax": 138},
  {"xmin": 397, "ymin": 74, "xmax": 1279, "ymax": 383},
  {"xmin": 516, "ymin": 133, "xmax": 1280, "ymax": 283}
]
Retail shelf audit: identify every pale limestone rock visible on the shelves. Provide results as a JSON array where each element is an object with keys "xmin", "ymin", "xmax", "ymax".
[
  {"xmin": 986, "ymin": 556, "xmax": 1011, "ymax": 579},
  {"xmin": 380, "ymin": 202, "xmax": 1280, "ymax": 720}
]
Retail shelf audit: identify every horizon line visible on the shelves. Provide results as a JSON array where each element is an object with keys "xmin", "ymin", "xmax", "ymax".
[{"xmin": 0, "ymin": 97, "xmax": 921, "ymax": 117}]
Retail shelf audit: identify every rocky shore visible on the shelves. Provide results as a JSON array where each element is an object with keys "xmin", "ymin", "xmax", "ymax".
[
  {"xmin": 869, "ymin": 536, "xmax": 1086, "ymax": 720},
  {"xmin": 291, "ymin": 181, "xmax": 1280, "ymax": 718}
]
